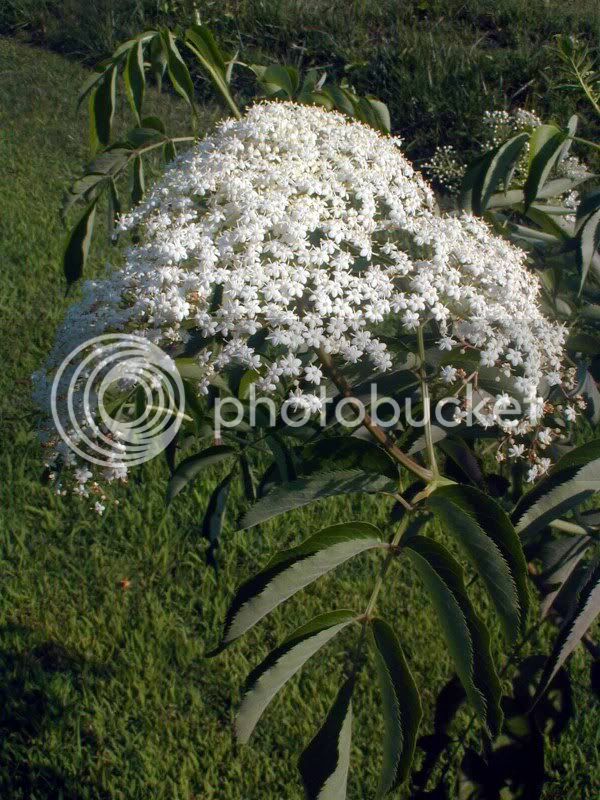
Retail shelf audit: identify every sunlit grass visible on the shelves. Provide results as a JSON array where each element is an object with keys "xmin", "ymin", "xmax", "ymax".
[{"xmin": 0, "ymin": 37, "xmax": 598, "ymax": 800}]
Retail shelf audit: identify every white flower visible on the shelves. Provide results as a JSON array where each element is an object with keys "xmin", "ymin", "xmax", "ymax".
[
  {"xmin": 304, "ymin": 365, "xmax": 323, "ymax": 385},
  {"xmin": 526, "ymin": 465, "xmax": 540, "ymax": 483},
  {"xmin": 33, "ymin": 102, "xmax": 568, "ymax": 488},
  {"xmin": 537, "ymin": 427, "xmax": 553, "ymax": 447},
  {"xmin": 438, "ymin": 336, "xmax": 456, "ymax": 352},
  {"xmin": 74, "ymin": 467, "xmax": 92, "ymax": 484},
  {"xmin": 508, "ymin": 443, "xmax": 525, "ymax": 458},
  {"xmin": 537, "ymin": 457, "xmax": 552, "ymax": 474},
  {"xmin": 440, "ymin": 365, "xmax": 458, "ymax": 383},
  {"xmin": 564, "ymin": 405, "xmax": 577, "ymax": 422},
  {"xmin": 94, "ymin": 501, "xmax": 105, "ymax": 516}
]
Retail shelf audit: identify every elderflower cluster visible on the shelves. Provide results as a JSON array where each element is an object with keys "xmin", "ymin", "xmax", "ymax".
[
  {"xmin": 481, "ymin": 108, "xmax": 542, "ymax": 147},
  {"xmin": 422, "ymin": 145, "xmax": 465, "ymax": 194},
  {"xmin": 425, "ymin": 106, "xmax": 591, "ymax": 233},
  {"xmin": 34, "ymin": 102, "xmax": 571, "ymax": 493}
]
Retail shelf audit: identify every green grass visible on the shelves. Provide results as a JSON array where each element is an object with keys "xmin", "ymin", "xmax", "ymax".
[
  {"xmin": 2, "ymin": 0, "xmax": 599, "ymax": 163},
  {"xmin": 0, "ymin": 37, "xmax": 599, "ymax": 800}
]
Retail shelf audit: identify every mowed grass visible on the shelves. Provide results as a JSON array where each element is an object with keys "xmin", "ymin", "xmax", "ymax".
[
  {"xmin": 0, "ymin": 38, "xmax": 599, "ymax": 800},
  {"xmin": 2, "ymin": 0, "xmax": 599, "ymax": 163}
]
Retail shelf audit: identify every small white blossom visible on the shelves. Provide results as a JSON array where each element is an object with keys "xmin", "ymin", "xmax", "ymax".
[
  {"xmin": 304, "ymin": 365, "xmax": 323, "ymax": 385},
  {"xmin": 526, "ymin": 465, "xmax": 540, "ymax": 483},
  {"xmin": 33, "ymin": 102, "xmax": 569, "ymax": 489},
  {"xmin": 74, "ymin": 467, "xmax": 92, "ymax": 484},
  {"xmin": 538, "ymin": 428, "xmax": 553, "ymax": 447},
  {"xmin": 564, "ymin": 405, "xmax": 577, "ymax": 422},
  {"xmin": 440, "ymin": 365, "xmax": 458, "ymax": 384}
]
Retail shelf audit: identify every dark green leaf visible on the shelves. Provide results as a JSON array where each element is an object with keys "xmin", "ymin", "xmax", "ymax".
[
  {"xmin": 302, "ymin": 438, "xmax": 398, "ymax": 482},
  {"xmin": 256, "ymin": 64, "xmax": 298, "ymax": 99},
  {"xmin": 557, "ymin": 114, "xmax": 578, "ymax": 163},
  {"xmin": 576, "ymin": 187, "xmax": 600, "ymax": 228},
  {"xmin": 370, "ymin": 618, "xmax": 422, "ymax": 794},
  {"xmin": 107, "ymin": 178, "xmax": 121, "ymax": 238},
  {"xmin": 240, "ymin": 469, "xmax": 396, "ymax": 530},
  {"xmin": 478, "ymin": 133, "xmax": 529, "ymax": 212},
  {"xmin": 538, "ymin": 534, "xmax": 592, "ymax": 618},
  {"xmin": 77, "ymin": 67, "xmax": 109, "ymax": 110},
  {"xmin": 438, "ymin": 438, "xmax": 484, "ymax": 487},
  {"xmin": 125, "ymin": 40, "xmax": 145, "ymax": 123},
  {"xmin": 216, "ymin": 521, "xmax": 383, "ymax": 648},
  {"xmin": 428, "ymin": 485, "xmax": 528, "ymax": 641},
  {"xmin": 364, "ymin": 96, "xmax": 391, "ymax": 134},
  {"xmin": 92, "ymin": 64, "xmax": 117, "ymax": 147},
  {"xmin": 162, "ymin": 30, "xmax": 195, "ymax": 108},
  {"xmin": 131, "ymin": 155, "xmax": 145, "ymax": 205},
  {"xmin": 299, "ymin": 677, "xmax": 355, "ymax": 800},
  {"xmin": 163, "ymin": 139, "xmax": 177, "ymax": 162},
  {"xmin": 202, "ymin": 469, "xmax": 234, "ymax": 566},
  {"xmin": 185, "ymin": 24, "xmax": 240, "ymax": 117},
  {"xmin": 240, "ymin": 454, "xmax": 256, "ymax": 502},
  {"xmin": 166, "ymin": 444, "xmax": 236, "ymax": 503},
  {"xmin": 512, "ymin": 440, "xmax": 600, "ymax": 539},
  {"xmin": 236, "ymin": 610, "xmax": 357, "ymax": 743},
  {"xmin": 534, "ymin": 556, "xmax": 600, "ymax": 704},
  {"xmin": 524, "ymin": 124, "xmax": 567, "ymax": 210},
  {"xmin": 63, "ymin": 199, "xmax": 97, "ymax": 286},
  {"xmin": 265, "ymin": 434, "xmax": 296, "ymax": 483},
  {"xmin": 127, "ymin": 126, "xmax": 166, "ymax": 148},
  {"xmin": 406, "ymin": 536, "xmax": 503, "ymax": 735},
  {"xmin": 141, "ymin": 115, "xmax": 166, "ymax": 134},
  {"xmin": 460, "ymin": 151, "xmax": 494, "ymax": 214},
  {"xmin": 577, "ymin": 206, "xmax": 600, "ymax": 293},
  {"xmin": 149, "ymin": 32, "xmax": 167, "ymax": 91}
]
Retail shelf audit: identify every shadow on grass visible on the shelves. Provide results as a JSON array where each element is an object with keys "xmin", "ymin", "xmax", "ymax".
[{"xmin": 0, "ymin": 624, "xmax": 111, "ymax": 800}]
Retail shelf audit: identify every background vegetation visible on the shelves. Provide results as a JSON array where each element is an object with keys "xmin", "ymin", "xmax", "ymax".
[
  {"xmin": 0, "ymin": 2, "xmax": 599, "ymax": 798},
  {"xmin": 2, "ymin": 0, "xmax": 599, "ymax": 162}
]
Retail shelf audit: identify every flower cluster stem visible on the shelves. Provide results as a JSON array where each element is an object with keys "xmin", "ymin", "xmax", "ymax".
[
  {"xmin": 417, "ymin": 325, "xmax": 439, "ymax": 478},
  {"xmin": 316, "ymin": 347, "xmax": 433, "ymax": 482},
  {"xmin": 350, "ymin": 515, "xmax": 411, "ymax": 678}
]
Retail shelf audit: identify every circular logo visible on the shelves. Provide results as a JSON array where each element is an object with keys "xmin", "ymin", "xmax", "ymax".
[{"xmin": 50, "ymin": 334, "xmax": 185, "ymax": 468}]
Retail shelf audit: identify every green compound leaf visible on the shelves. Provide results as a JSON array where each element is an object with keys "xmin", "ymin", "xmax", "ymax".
[
  {"xmin": 406, "ymin": 536, "xmax": 503, "ymax": 735},
  {"xmin": 63, "ymin": 199, "xmax": 97, "ymax": 286},
  {"xmin": 370, "ymin": 618, "xmax": 422, "ymax": 795},
  {"xmin": 166, "ymin": 444, "xmax": 236, "ymax": 503},
  {"xmin": 162, "ymin": 30, "xmax": 195, "ymax": 109},
  {"xmin": 236, "ymin": 610, "xmax": 357, "ymax": 743},
  {"xmin": 428, "ymin": 485, "xmax": 528, "ymax": 642},
  {"xmin": 477, "ymin": 132, "xmax": 529, "ymax": 213},
  {"xmin": 299, "ymin": 676, "xmax": 355, "ymax": 800},
  {"xmin": 91, "ymin": 64, "xmax": 117, "ymax": 147},
  {"xmin": 524, "ymin": 124, "xmax": 568, "ymax": 210},
  {"xmin": 215, "ymin": 522, "xmax": 384, "ymax": 649},
  {"xmin": 240, "ymin": 469, "xmax": 396, "ymax": 529},
  {"xmin": 534, "ymin": 556, "xmax": 600, "ymax": 705},
  {"xmin": 125, "ymin": 39, "xmax": 145, "ymax": 123},
  {"xmin": 512, "ymin": 440, "xmax": 600, "ymax": 540}
]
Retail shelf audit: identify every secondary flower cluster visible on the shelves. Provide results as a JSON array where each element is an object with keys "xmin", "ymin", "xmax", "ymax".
[
  {"xmin": 425, "ymin": 106, "xmax": 592, "ymax": 215},
  {"xmin": 34, "ymin": 101, "xmax": 572, "ymax": 496}
]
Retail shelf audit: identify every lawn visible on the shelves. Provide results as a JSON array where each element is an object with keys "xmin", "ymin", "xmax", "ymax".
[{"xmin": 0, "ymin": 30, "xmax": 599, "ymax": 800}]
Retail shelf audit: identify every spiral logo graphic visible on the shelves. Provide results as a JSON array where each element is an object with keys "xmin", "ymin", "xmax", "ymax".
[{"xmin": 50, "ymin": 334, "xmax": 185, "ymax": 468}]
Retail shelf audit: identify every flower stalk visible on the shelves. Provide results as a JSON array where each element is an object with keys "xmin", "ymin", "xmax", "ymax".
[
  {"xmin": 417, "ymin": 325, "xmax": 439, "ymax": 479},
  {"xmin": 316, "ymin": 347, "xmax": 433, "ymax": 483}
]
